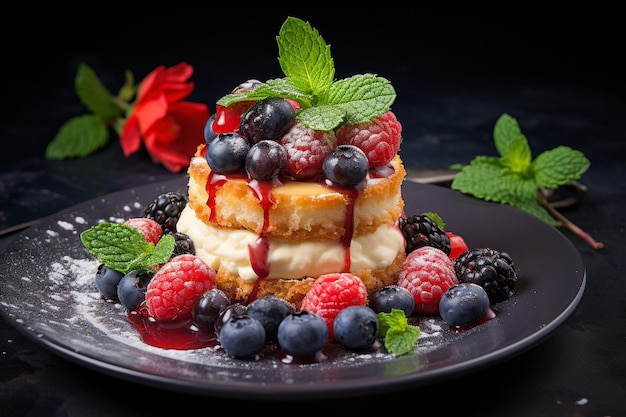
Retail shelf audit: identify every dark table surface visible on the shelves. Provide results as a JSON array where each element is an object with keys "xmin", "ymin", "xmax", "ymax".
[{"xmin": 2, "ymin": 9, "xmax": 624, "ymax": 416}]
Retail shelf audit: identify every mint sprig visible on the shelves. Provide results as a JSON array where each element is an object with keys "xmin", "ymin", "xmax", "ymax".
[
  {"xmin": 80, "ymin": 222, "xmax": 174, "ymax": 274},
  {"xmin": 377, "ymin": 309, "xmax": 420, "ymax": 356},
  {"xmin": 451, "ymin": 113, "xmax": 603, "ymax": 249},
  {"xmin": 216, "ymin": 17, "xmax": 396, "ymax": 131}
]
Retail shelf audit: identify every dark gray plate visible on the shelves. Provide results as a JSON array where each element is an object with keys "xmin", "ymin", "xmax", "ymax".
[{"xmin": 0, "ymin": 179, "xmax": 585, "ymax": 399}]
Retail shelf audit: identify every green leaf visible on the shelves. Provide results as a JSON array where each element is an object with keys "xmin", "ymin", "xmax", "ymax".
[
  {"xmin": 532, "ymin": 146, "xmax": 590, "ymax": 188},
  {"xmin": 75, "ymin": 63, "xmax": 124, "ymax": 120},
  {"xmin": 325, "ymin": 74, "xmax": 396, "ymax": 124},
  {"xmin": 80, "ymin": 223, "xmax": 173, "ymax": 274},
  {"xmin": 451, "ymin": 161, "xmax": 537, "ymax": 206},
  {"xmin": 45, "ymin": 114, "xmax": 109, "ymax": 159},
  {"xmin": 277, "ymin": 17, "xmax": 334, "ymax": 96},
  {"xmin": 423, "ymin": 212, "xmax": 445, "ymax": 230},
  {"xmin": 377, "ymin": 309, "xmax": 420, "ymax": 356},
  {"xmin": 297, "ymin": 104, "xmax": 346, "ymax": 131},
  {"xmin": 118, "ymin": 69, "xmax": 136, "ymax": 103}
]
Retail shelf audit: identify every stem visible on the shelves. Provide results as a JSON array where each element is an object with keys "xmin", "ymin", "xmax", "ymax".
[{"xmin": 537, "ymin": 192, "xmax": 604, "ymax": 250}]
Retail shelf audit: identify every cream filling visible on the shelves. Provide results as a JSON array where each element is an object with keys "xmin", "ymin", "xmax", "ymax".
[{"xmin": 177, "ymin": 206, "xmax": 404, "ymax": 282}]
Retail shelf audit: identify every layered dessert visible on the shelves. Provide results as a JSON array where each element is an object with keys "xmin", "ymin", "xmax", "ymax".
[{"xmin": 177, "ymin": 17, "xmax": 406, "ymax": 308}]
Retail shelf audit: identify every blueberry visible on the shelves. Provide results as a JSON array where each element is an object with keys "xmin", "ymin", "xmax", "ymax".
[
  {"xmin": 247, "ymin": 296, "xmax": 295, "ymax": 341},
  {"xmin": 239, "ymin": 97, "xmax": 296, "ymax": 143},
  {"xmin": 214, "ymin": 303, "xmax": 248, "ymax": 336},
  {"xmin": 277, "ymin": 311, "xmax": 328, "ymax": 357},
  {"xmin": 322, "ymin": 144, "xmax": 368, "ymax": 186},
  {"xmin": 219, "ymin": 315, "xmax": 266, "ymax": 358},
  {"xmin": 193, "ymin": 288, "xmax": 230, "ymax": 330},
  {"xmin": 245, "ymin": 140, "xmax": 287, "ymax": 181},
  {"xmin": 439, "ymin": 283, "xmax": 490, "ymax": 327},
  {"xmin": 333, "ymin": 306, "xmax": 379, "ymax": 350},
  {"xmin": 117, "ymin": 270, "xmax": 153, "ymax": 311},
  {"xmin": 95, "ymin": 264, "xmax": 124, "ymax": 299},
  {"xmin": 205, "ymin": 133, "xmax": 250, "ymax": 174},
  {"xmin": 369, "ymin": 285, "xmax": 415, "ymax": 316},
  {"xmin": 203, "ymin": 114, "xmax": 217, "ymax": 144}
]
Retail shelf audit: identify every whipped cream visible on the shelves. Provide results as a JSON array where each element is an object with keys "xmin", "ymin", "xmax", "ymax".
[{"xmin": 177, "ymin": 206, "xmax": 404, "ymax": 281}]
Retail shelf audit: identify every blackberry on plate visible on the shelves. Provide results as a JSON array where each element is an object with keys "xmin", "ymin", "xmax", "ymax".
[
  {"xmin": 399, "ymin": 214, "xmax": 451, "ymax": 255},
  {"xmin": 454, "ymin": 248, "xmax": 517, "ymax": 304},
  {"xmin": 171, "ymin": 232, "xmax": 195, "ymax": 256},
  {"xmin": 142, "ymin": 191, "xmax": 188, "ymax": 234}
]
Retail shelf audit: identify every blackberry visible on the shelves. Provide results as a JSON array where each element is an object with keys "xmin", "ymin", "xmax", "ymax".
[
  {"xmin": 399, "ymin": 214, "xmax": 451, "ymax": 255},
  {"xmin": 142, "ymin": 191, "xmax": 188, "ymax": 234},
  {"xmin": 172, "ymin": 232, "xmax": 195, "ymax": 256},
  {"xmin": 454, "ymin": 248, "xmax": 517, "ymax": 304}
]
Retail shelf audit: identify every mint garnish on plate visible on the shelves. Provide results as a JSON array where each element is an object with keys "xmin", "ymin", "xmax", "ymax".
[{"xmin": 80, "ymin": 222, "xmax": 174, "ymax": 274}]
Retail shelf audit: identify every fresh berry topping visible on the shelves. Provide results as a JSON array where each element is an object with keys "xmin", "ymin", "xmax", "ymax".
[
  {"xmin": 218, "ymin": 315, "xmax": 266, "ymax": 358},
  {"xmin": 203, "ymin": 114, "xmax": 218, "ymax": 144},
  {"xmin": 369, "ymin": 285, "xmax": 415, "ymax": 316},
  {"xmin": 213, "ymin": 101, "xmax": 256, "ymax": 134},
  {"xmin": 446, "ymin": 231, "xmax": 469, "ymax": 260},
  {"xmin": 145, "ymin": 254, "xmax": 216, "ymax": 321},
  {"xmin": 95, "ymin": 264, "xmax": 124, "ymax": 299},
  {"xmin": 322, "ymin": 145, "xmax": 369, "ymax": 187},
  {"xmin": 333, "ymin": 305, "xmax": 379, "ymax": 351},
  {"xmin": 277, "ymin": 310, "xmax": 328, "ymax": 357},
  {"xmin": 240, "ymin": 97, "xmax": 296, "ymax": 143},
  {"xmin": 300, "ymin": 272, "xmax": 368, "ymax": 339},
  {"xmin": 396, "ymin": 246, "xmax": 459, "ymax": 315},
  {"xmin": 399, "ymin": 214, "xmax": 451, "ymax": 256},
  {"xmin": 142, "ymin": 191, "xmax": 188, "ymax": 234},
  {"xmin": 245, "ymin": 140, "xmax": 287, "ymax": 181},
  {"xmin": 246, "ymin": 296, "xmax": 295, "ymax": 341},
  {"xmin": 171, "ymin": 232, "xmax": 195, "ymax": 256},
  {"xmin": 336, "ymin": 111, "xmax": 402, "ymax": 167},
  {"xmin": 454, "ymin": 248, "xmax": 517, "ymax": 303},
  {"xmin": 231, "ymin": 79, "xmax": 263, "ymax": 93},
  {"xmin": 117, "ymin": 270, "xmax": 153, "ymax": 311},
  {"xmin": 439, "ymin": 283, "xmax": 491, "ymax": 327},
  {"xmin": 278, "ymin": 121, "xmax": 336, "ymax": 180},
  {"xmin": 214, "ymin": 303, "xmax": 248, "ymax": 336},
  {"xmin": 124, "ymin": 218, "xmax": 163, "ymax": 245},
  {"xmin": 205, "ymin": 133, "xmax": 251, "ymax": 174},
  {"xmin": 193, "ymin": 288, "xmax": 230, "ymax": 330}
]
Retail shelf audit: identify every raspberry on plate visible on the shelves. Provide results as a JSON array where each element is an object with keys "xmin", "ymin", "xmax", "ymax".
[
  {"xmin": 396, "ymin": 246, "xmax": 458, "ymax": 315},
  {"xmin": 124, "ymin": 218, "xmax": 163, "ymax": 245},
  {"xmin": 145, "ymin": 254, "xmax": 216, "ymax": 321},
  {"xmin": 300, "ymin": 272, "xmax": 368, "ymax": 339}
]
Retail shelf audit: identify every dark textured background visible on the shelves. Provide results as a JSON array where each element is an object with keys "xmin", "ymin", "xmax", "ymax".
[{"xmin": 1, "ymin": 8, "xmax": 624, "ymax": 416}]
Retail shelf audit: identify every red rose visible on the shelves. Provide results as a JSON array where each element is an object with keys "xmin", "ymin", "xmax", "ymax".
[{"xmin": 120, "ymin": 62, "xmax": 210, "ymax": 172}]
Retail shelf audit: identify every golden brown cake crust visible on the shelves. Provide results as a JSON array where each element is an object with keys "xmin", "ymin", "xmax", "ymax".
[
  {"xmin": 215, "ymin": 249, "xmax": 406, "ymax": 309},
  {"xmin": 187, "ymin": 144, "xmax": 406, "ymax": 242}
]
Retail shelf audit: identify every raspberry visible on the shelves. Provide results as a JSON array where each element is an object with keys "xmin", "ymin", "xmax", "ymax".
[
  {"xmin": 336, "ymin": 111, "xmax": 402, "ymax": 167},
  {"xmin": 124, "ymin": 218, "xmax": 163, "ymax": 245},
  {"xmin": 145, "ymin": 254, "xmax": 217, "ymax": 321},
  {"xmin": 300, "ymin": 272, "xmax": 368, "ymax": 339},
  {"xmin": 396, "ymin": 246, "xmax": 459, "ymax": 315},
  {"xmin": 279, "ymin": 121, "xmax": 336, "ymax": 180},
  {"xmin": 446, "ymin": 231, "xmax": 469, "ymax": 260}
]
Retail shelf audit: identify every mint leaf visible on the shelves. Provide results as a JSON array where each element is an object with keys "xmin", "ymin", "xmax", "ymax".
[
  {"xmin": 377, "ymin": 309, "xmax": 420, "ymax": 356},
  {"xmin": 46, "ymin": 114, "xmax": 109, "ymax": 159},
  {"xmin": 216, "ymin": 17, "xmax": 396, "ymax": 132},
  {"xmin": 80, "ymin": 222, "xmax": 173, "ymax": 274},
  {"xmin": 532, "ymin": 146, "xmax": 590, "ymax": 188},
  {"xmin": 324, "ymin": 74, "xmax": 396, "ymax": 124},
  {"xmin": 75, "ymin": 63, "xmax": 124, "ymax": 120},
  {"xmin": 277, "ymin": 16, "xmax": 334, "ymax": 96}
]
